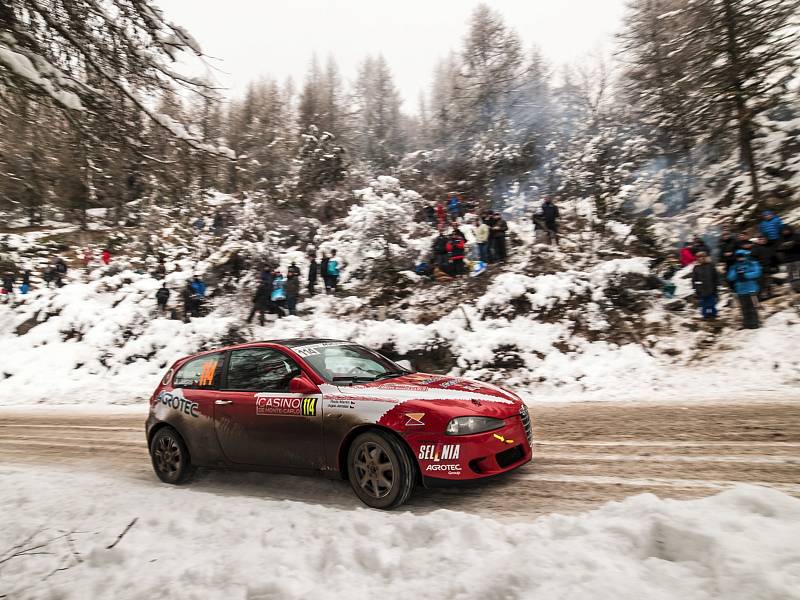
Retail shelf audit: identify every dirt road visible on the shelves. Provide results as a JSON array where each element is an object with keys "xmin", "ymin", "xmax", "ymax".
[{"xmin": 1, "ymin": 402, "xmax": 799, "ymax": 518}]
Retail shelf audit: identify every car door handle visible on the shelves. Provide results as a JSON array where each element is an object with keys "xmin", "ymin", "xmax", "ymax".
[{"xmin": 215, "ymin": 400, "xmax": 233, "ymax": 405}]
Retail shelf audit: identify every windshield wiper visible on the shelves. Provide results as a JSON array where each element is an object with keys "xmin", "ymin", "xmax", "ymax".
[
  {"xmin": 372, "ymin": 371, "xmax": 410, "ymax": 381},
  {"xmin": 331, "ymin": 375, "xmax": 379, "ymax": 383}
]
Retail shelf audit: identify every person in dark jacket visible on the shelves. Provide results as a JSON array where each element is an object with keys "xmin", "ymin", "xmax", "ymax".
[
  {"xmin": 691, "ymin": 252, "xmax": 719, "ymax": 320},
  {"xmin": 155, "ymin": 283, "xmax": 170, "ymax": 315},
  {"xmin": 288, "ymin": 261, "xmax": 301, "ymax": 278},
  {"xmin": 320, "ymin": 254, "xmax": 330, "ymax": 293},
  {"xmin": 750, "ymin": 235, "xmax": 777, "ymax": 300},
  {"xmin": 54, "ymin": 258, "xmax": 67, "ymax": 287},
  {"xmin": 423, "ymin": 204, "xmax": 436, "ymax": 227},
  {"xmin": 181, "ymin": 282, "xmax": 194, "ymax": 322},
  {"xmin": 776, "ymin": 225, "xmax": 800, "ymax": 293},
  {"xmin": 718, "ymin": 225, "xmax": 738, "ymax": 280},
  {"xmin": 541, "ymin": 198, "xmax": 560, "ymax": 246},
  {"xmin": 490, "ymin": 212, "xmax": 508, "ymax": 260},
  {"xmin": 307, "ymin": 254, "xmax": 319, "ymax": 296},
  {"xmin": 247, "ymin": 280, "xmax": 271, "ymax": 326},
  {"xmin": 727, "ymin": 249, "xmax": 762, "ymax": 329},
  {"xmin": 1, "ymin": 272, "xmax": 14, "ymax": 298},
  {"xmin": 285, "ymin": 272, "xmax": 300, "ymax": 316},
  {"xmin": 432, "ymin": 232, "xmax": 449, "ymax": 270}
]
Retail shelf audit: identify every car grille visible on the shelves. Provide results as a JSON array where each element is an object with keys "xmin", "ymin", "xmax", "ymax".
[{"xmin": 519, "ymin": 405, "xmax": 533, "ymax": 445}]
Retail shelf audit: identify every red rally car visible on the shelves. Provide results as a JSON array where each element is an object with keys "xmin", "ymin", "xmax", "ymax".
[{"xmin": 146, "ymin": 339, "xmax": 533, "ymax": 509}]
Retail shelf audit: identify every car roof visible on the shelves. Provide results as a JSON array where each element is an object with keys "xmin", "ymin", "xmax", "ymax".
[{"xmin": 178, "ymin": 338, "xmax": 354, "ymax": 363}]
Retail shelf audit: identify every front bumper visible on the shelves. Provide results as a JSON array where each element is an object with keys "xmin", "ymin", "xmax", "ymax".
[{"xmin": 407, "ymin": 412, "xmax": 533, "ymax": 484}]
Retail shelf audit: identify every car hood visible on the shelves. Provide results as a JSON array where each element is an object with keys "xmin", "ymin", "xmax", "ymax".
[{"xmin": 333, "ymin": 372, "xmax": 522, "ymax": 415}]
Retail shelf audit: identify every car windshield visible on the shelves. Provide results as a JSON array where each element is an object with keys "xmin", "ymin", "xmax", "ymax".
[{"xmin": 295, "ymin": 343, "xmax": 407, "ymax": 385}]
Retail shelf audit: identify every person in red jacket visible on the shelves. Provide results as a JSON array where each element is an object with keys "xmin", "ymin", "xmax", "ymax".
[
  {"xmin": 446, "ymin": 231, "xmax": 466, "ymax": 276},
  {"xmin": 679, "ymin": 242, "xmax": 696, "ymax": 267},
  {"xmin": 101, "ymin": 249, "xmax": 111, "ymax": 265},
  {"xmin": 435, "ymin": 202, "xmax": 447, "ymax": 228}
]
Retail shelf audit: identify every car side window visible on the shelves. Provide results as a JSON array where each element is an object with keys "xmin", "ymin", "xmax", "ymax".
[
  {"xmin": 224, "ymin": 348, "xmax": 301, "ymax": 392},
  {"xmin": 173, "ymin": 353, "xmax": 223, "ymax": 389}
]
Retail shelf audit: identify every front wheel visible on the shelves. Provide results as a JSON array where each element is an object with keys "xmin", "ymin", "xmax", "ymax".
[
  {"xmin": 347, "ymin": 430, "xmax": 416, "ymax": 509},
  {"xmin": 150, "ymin": 426, "xmax": 195, "ymax": 484}
]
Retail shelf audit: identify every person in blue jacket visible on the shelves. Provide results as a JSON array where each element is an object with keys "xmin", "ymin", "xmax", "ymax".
[
  {"xmin": 447, "ymin": 194, "xmax": 461, "ymax": 222},
  {"xmin": 727, "ymin": 249, "xmax": 762, "ymax": 329},
  {"xmin": 326, "ymin": 249, "xmax": 340, "ymax": 294},
  {"xmin": 190, "ymin": 276, "xmax": 206, "ymax": 298},
  {"xmin": 758, "ymin": 211, "xmax": 784, "ymax": 243}
]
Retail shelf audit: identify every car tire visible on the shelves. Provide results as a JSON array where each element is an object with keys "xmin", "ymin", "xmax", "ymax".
[
  {"xmin": 347, "ymin": 430, "xmax": 416, "ymax": 510},
  {"xmin": 150, "ymin": 426, "xmax": 195, "ymax": 485}
]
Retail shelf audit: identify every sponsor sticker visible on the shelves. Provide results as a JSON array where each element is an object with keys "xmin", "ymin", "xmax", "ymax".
[
  {"xmin": 404, "ymin": 412, "xmax": 425, "ymax": 426},
  {"xmin": 493, "ymin": 433, "xmax": 515, "ymax": 444},
  {"xmin": 157, "ymin": 391, "xmax": 199, "ymax": 418},
  {"xmin": 198, "ymin": 359, "xmax": 217, "ymax": 387},
  {"xmin": 327, "ymin": 398, "xmax": 357, "ymax": 409},
  {"xmin": 255, "ymin": 396, "xmax": 317, "ymax": 417},
  {"xmin": 418, "ymin": 443, "xmax": 460, "ymax": 461}
]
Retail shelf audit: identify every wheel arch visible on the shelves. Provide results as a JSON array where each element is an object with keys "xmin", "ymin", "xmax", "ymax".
[
  {"xmin": 147, "ymin": 420, "xmax": 190, "ymax": 454},
  {"xmin": 338, "ymin": 424, "xmax": 420, "ymax": 482}
]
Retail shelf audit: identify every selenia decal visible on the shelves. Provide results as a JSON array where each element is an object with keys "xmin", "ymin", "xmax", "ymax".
[{"xmin": 256, "ymin": 395, "xmax": 318, "ymax": 417}]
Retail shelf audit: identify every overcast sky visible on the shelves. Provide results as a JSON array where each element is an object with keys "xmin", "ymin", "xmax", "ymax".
[{"xmin": 156, "ymin": 0, "xmax": 627, "ymax": 110}]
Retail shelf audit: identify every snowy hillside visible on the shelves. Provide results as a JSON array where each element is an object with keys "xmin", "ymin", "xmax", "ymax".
[{"xmin": 2, "ymin": 180, "xmax": 799, "ymax": 406}]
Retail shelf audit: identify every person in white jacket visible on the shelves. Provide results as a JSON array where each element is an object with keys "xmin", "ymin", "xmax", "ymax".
[{"xmin": 473, "ymin": 218, "xmax": 490, "ymax": 263}]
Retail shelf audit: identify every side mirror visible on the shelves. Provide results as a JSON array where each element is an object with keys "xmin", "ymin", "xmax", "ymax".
[
  {"xmin": 289, "ymin": 374, "xmax": 320, "ymax": 395},
  {"xmin": 395, "ymin": 359, "xmax": 413, "ymax": 371}
]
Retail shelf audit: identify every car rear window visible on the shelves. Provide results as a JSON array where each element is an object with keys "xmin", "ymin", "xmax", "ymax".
[{"xmin": 173, "ymin": 353, "xmax": 223, "ymax": 389}]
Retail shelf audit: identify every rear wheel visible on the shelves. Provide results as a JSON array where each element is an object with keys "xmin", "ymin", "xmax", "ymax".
[
  {"xmin": 150, "ymin": 427, "xmax": 195, "ymax": 484},
  {"xmin": 347, "ymin": 430, "xmax": 416, "ymax": 510}
]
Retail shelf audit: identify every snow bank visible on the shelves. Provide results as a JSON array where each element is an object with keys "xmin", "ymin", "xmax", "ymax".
[{"xmin": 1, "ymin": 465, "xmax": 798, "ymax": 599}]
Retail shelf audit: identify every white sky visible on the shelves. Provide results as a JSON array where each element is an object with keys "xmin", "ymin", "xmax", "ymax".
[{"xmin": 156, "ymin": 0, "xmax": 627, "ymax": 110}]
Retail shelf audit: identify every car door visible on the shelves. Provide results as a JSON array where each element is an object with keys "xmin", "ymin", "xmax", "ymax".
[
  {"xmin": 162, "ymin": 352, "xmax": 225, "ymax": 464},
  {"xmin": 214, "ymin": 347, "xmax": 324, "ymax": 470}
]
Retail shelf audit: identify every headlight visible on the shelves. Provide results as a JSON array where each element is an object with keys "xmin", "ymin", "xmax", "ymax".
[{"xmin": 445, "ymin": 416, "xmax": 504, "ymax": 436}]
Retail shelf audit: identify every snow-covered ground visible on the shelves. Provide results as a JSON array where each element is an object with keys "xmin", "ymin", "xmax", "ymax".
[{"xmin": 0, "ymin": 464, "xmax": 798, "ymax": 599}]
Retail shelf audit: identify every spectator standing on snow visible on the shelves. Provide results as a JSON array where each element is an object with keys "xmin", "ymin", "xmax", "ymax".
[
  {"xmin": 541, "ymin": 198, "xmax": 560, "ymax": 246},
  {"xmin": 691, "ymin": 252, "xmax": 719, "ymax": 320},
  {"xmin": 759, "ymin": 211, "xmax": 784, "ymax": 244},
  {"xmin": 751, "ymin": 235, "xmax": 776, "ymax": 300},
  {"xmin": 54, "ymin": 258, "xmax": 67, "ymax": 287},
  {"xmin": 82, "ymin": 247, "xmax": 92, "ymax": 269},
  {"xmin": 691, "ymin": 236, "xmax": 710, "ymax": 256},
  {"xmin": 446, "ymin": 231, "xmax": 466, "ymax": 276},
  {"xmin": 182, "ymin": 281, "xmax": 194, "ymax": 322},
  {"xmin": 288, "ymin": 261, "xmax": 301, "ymax": 278},
  {"xmin": 271, "ymin": 270, "xmax": 286, "ymax": 317},
  {"xmin": 491, "ymin": 212, "xmax": 508, "ymax": 261},
  {"xmin": 320, "ymin": 254, "xmax": 330, "ymax": 293},
  {"xmin": 213, "ymin": 212, "xmax": 224, "ymax": 236},
  {"xmin": 101, "ymin": 248, "xmax": 111, "ymax": 265},
  {"xmin": 285, "ymin": 271, "xmax": 300, "ymax": 316},
  {"xmin": 326, "ymin": 250, "xmax": 340, "ymax": 294},
  {"xmin": 247, "ymin": 280, "xmax": 271, "ymax": 326},
  {"xmin": 43, "ymin": 267, "xmax": 54, "ymax": 288},
  {"xmin": 435, "ymin": 201, "xmax": 446, "ymax": 228},
  {"xmin": 424, "ymin": 204, "xmax": 437, "ymax": 227},
  {"xmin": 1, "ymin": 272, "xmax": 14, "ymax": 298},
  {"xmin": 679, "ymin": 242, "xmax": 696, "ymax": 267},
  {"xmin": 155, "ymin": 259, "xmax": 167, "ymax": 280},
  {"xmin": 307, "ymin": 254, "xmax": 319, "ymax": 296},
  {"xmin": 727, "ymin": 249, "xmax": 762, "ymax": 329},
  {"xmin": 719, "ymin": 225, "xmax": 738, "ymax": 273},
  {"xmin": 189, "ymin": 276, "xmax": 206, "ymax": 317},
  {"xmin": 447, "ymin": 194, "xmax": 462, "ymax": 222},
  {"xmin": 776, "ymin": 225, "xmax": 800, "ymax": 293},
  {"xmin": 473, "ymin": 217, "xmax": 490, "ymax": 263},
  {"xmin": 155, "ymin": 283, "xmax": 170, "ymax": 315},
  {"xmin": 21, "ymin": 270, "xmax": 30, "ymax": 295},
  {"xmin": 432, "ymin": 231, "xmax": 449, "ymax": 270}
]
